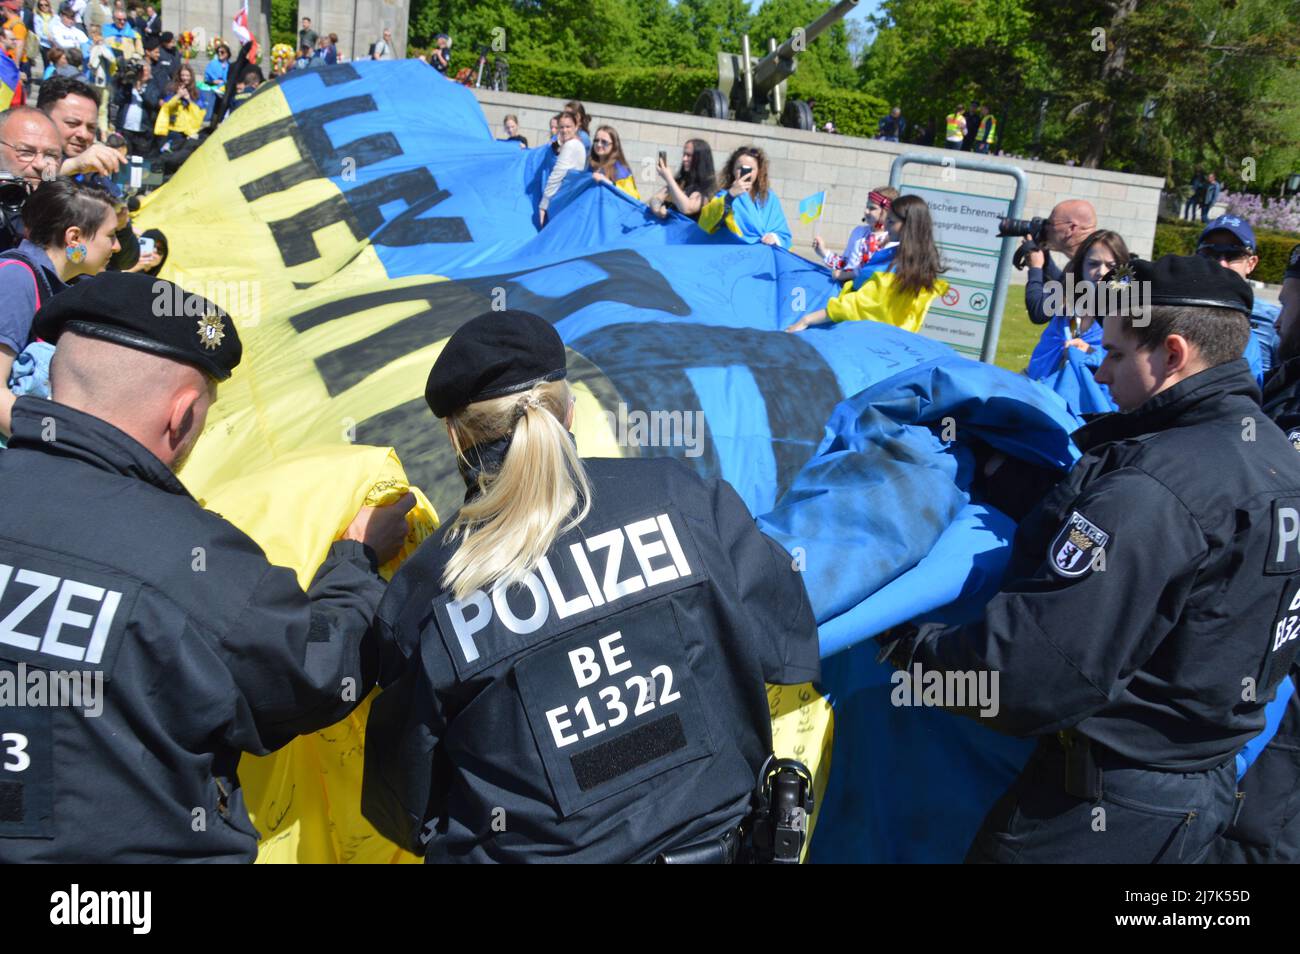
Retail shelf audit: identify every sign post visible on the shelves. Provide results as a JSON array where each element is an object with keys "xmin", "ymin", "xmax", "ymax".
[{"xmin": 889, "ymin": 154, "xmax": 1029, "ymax": 363}]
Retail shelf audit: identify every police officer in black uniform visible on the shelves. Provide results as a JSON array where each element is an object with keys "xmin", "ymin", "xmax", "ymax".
[
  {"xmin": 1214, "ymin": 243, "xmax": 1300, "ymax": 863},
  {"xmin": 0, "ymin": 273, "xmax": 413, "ymax": 862},
  {"xmin": 361, "ymin": 310, "xmax": 820, "ymax": 863},
  {"xmin": 878, "ymin": 255, "xmax": 1300, "ymax": 863}
]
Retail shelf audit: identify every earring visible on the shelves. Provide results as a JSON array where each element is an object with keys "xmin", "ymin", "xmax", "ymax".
[{"xmin": 65, "ymin": 243, "xmax": 87, "ymax": 265}]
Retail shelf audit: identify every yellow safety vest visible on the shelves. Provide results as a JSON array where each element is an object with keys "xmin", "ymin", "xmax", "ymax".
[
  {"xmin": 977, "ymin": 114, "xmax": 998, "ymax": 145},
  {"xmin": 945, "ymin": 112, "xmax": 964, "ymax": 141}
]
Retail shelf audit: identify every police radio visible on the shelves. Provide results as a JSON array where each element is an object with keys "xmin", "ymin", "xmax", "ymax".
[{"xmin": 748, "ymin": 755, "xmax": 813, "ymax": 864}]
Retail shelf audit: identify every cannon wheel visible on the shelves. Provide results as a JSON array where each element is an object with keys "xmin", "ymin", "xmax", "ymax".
[
  {"xmin": 694, "ymin": 88, "xmax": 728, "ymax": 120},
  {"xmin": 782, "ymin": 99, "xmax": 815, "ymax": 131}
]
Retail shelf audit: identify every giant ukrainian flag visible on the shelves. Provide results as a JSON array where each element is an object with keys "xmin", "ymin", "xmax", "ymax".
[{"xmin": 137, "ymin": 61, "xmax": 1087, "ymax": 863}]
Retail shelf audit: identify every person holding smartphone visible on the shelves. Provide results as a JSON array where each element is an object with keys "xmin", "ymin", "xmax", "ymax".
[
  {"xmin": 152, "ymin": 63, "xmax": 204, "ymax": 153},
  {"xmin": 696, "ymin": 146, "xmax": 790, "ymax": 248},
  {"xmin": 650, "ymin": 139, "xmax": 715, "ymax": 222}
]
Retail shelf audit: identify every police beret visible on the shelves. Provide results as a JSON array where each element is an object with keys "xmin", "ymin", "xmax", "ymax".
[
  {"xmin": 425, "ymin": 310, "xmax": 566, "ymax": 418},
  {"xmin": 1287, "ymin": 243, "xmax": 1300, "ymax": 281},
  {"xmin": 32, "ymin": 273, "xmax": 243, "ymax": 380},
  {"xmin": 1116, "ymin": 254, "xmax": 1254, "ymax": 316}
]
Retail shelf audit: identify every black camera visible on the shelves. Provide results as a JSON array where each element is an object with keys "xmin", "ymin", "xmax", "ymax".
[
  {"xmin": 998, "ymin": 216, "xmax": 1049, "ymax": 270},
  {"xmin": 998, "ymin": 216, "xmax": 1046, "ymax": 242},
  {"xmin": 0, "ymin": 170, "xmax": 30, "ymax": 252}
]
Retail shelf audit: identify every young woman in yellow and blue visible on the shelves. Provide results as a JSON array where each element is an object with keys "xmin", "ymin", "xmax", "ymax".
[
  {"xmin": 588, "ymin": 124, "xmax": 640, "ymax": 200},
  {"xmin": 786, "ymin": 194, "xmax": 947, "ymax": 334},
  {"xmin": 698, "ymin": 146, "xmax": 791, "ymax": 248}
]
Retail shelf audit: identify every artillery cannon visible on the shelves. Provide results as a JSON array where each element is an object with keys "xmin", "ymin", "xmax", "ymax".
[{"xmin": 694, "ymin": 0, "xmax": 858, "ymax": 131}]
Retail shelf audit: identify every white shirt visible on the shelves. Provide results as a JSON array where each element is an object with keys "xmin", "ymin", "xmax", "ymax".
[
  {"xmin": 540, "ymin": 138, "xmax": 587, "ymax": 211},
  {"xmin": 122, "ymin": 87, "xmax": 144, "ymax": 131},
  {"xmin": 48, "ymin": 20, "xmax": 89, "ymax": 49}
]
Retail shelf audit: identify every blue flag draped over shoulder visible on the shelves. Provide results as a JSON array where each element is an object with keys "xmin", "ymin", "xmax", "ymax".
[{"xmin": 144, "ymin": 62, "xmax": 1122, "ymax": 863}]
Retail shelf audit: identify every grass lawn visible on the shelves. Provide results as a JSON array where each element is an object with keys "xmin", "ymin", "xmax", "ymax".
[{"xmin": 990, "ymin": 295, "xmax": 1040, "ymax": 374}]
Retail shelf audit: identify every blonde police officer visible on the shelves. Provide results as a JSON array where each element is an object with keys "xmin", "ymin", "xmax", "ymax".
[{"xmin": 361, "ymin": 309, "xmax": 820, "ymax": 863}]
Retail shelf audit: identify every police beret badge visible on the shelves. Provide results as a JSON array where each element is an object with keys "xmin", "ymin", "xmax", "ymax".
[
  {"xmin": 197, "ymin": 313, "xmax": 226, "ymax": 351},
  {"xmin": 1288, "ymin": 428, "xmax": 1300, "ymax": 454},
  {"xmin": 1049, "ymin": 510, "xmax": 1111, "ymax": 578}
]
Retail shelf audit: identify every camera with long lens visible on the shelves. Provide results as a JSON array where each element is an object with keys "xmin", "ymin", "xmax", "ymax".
[
  {"xmin": 0, "ymin": 170, "xmax": 30, "ymax": 252},
  {"xmin": 998, "ymin": 216, "xmax": 1049, "ymax": 270}
]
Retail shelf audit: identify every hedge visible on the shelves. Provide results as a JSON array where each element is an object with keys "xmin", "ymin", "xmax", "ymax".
[
  {"xmin": 1154, "ymin": 220, "xmax": 1298, "ymax": 285},
  {"xmin": 413, "ymin": 54, "xmax": 891, "ymax": 139}
]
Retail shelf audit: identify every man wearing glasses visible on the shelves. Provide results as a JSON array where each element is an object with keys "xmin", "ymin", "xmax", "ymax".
[
  {"xmin": 1024, "ymin": 199, "xmax": 1097, "ymax": 325},
  {"xmin": 1199, "ymin": 215, "xmax": 1279, "ymax": 377},
  {"xmin": 0, "ymin": 106, "xmax": 63, "ymax": 250}
]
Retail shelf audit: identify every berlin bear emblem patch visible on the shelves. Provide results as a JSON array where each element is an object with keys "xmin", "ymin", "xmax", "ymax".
[{"xmin": 1049, "ymin": 510, "xmax": 1111, "ymax": 578}]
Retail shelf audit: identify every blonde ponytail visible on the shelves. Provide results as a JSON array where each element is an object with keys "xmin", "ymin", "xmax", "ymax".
[{"xmin": 442, "ymin": 379, "xmax": 592, "ymax": 600}]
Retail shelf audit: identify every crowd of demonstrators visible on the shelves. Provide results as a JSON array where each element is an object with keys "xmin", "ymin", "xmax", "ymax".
[
  {"xmin": 786, "ymin": 194, "xmax": 946, "ymax": 334},
  {"xmin": 0, "ymin": 176, "xmax": 117, "ymax": 436},
  {"xmin": 812, "ymin": 185, "xmax": 897, "ymax": 283},
  {"xmin": 1025, "ymin": 229, "xmax": 1130, "ymax": 381},
  {"xmin": 697, "ymin": 146, "xmax": 790, "ymax": 248},
  {"xmin": 1024, "ymin": 198, "xmax": 1098, "ymax": 325},
  {"xmin": 650, "ymin": 138, "xmax": 714, "ymax": 221},
  {"xmin": 587, "ymin": 123, "xmax": 638, "ymax": 199}
]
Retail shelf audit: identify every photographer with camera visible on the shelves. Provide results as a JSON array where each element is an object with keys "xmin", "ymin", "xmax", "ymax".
[
  {"xmin": 113, "ymin": 56, "xmax": 154, "ymax": 156},
  {"xmin": 1005, "ymin": 199, "xmax": 1096, "ymax": 325},
  {"xmin": 0, "ymin": 106, "xmax": 63, "ymax": 250}
]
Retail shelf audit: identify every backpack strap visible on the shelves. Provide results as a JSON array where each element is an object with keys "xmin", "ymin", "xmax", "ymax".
[{"xmin": 0, "ymin": 250, "xmax": 56, "ymax": 315}]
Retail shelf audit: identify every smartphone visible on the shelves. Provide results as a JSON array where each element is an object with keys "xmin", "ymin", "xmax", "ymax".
[
  {"xmin": 658, "ymin": 150, "xmax": 667, "ymax": 164},
  {"xmin": 138, "ymin": 236, "xmax": 156, "ymax": 257},
  {"xmin": 738, "ymin": 165, "xmax": 754, "ymax": 178}
]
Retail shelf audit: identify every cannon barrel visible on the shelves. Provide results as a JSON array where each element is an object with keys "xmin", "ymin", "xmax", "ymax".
[{"xmin": 750, "ymin": 0, "xmax": 858, "ymax": 91}]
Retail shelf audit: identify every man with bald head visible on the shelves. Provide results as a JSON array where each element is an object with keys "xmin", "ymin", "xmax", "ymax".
[
  {"xmin": 0, "ymin": 273, "xmax": 415, "ymax": 862},
  {"xmin": 1025, "ymin": 198, "xmax": 1098, "ymax": 325},
  {"xmin": 0, "ymin": 107, "xmax": 63, "ymax": 250}
]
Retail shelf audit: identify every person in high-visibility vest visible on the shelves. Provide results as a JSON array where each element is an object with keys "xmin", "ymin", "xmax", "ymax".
[
  {"xmin": 944, "ymin": 103, "xmax": 966, "ymax": 150},
  {"xmin": 974, "ymin": 105, "xmax": 998, "ymax": 154}
]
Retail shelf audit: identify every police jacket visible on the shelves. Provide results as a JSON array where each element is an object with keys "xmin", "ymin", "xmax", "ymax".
[
  {"xmin": 887, "ymin": 359, "xmax": 1300, "ymax": 770},
  {"xmin": 1263, "ymin": 353, "xmax": 1300, "ymax": 442},
  {"xmin": 0, "ymin": 398, "xmax": 384, "ymax": 862},
  {"xmin": 362, "ymin": 456, "xmax": 820, "ymax": 863}
]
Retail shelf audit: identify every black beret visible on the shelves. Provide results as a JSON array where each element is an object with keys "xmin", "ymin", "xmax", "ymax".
[
  {"xmin": 33, "ymin": 272, "xmax": 242, "ymax": 380},
  {"xmin": 1287, "ymin": 243, "xmax": 1300, "ymax": 282},
  {"xmin": 1104, "ymin": 254, "xmax": 1253, "ymax": 316},
  {"xmin": 425, "ymin": 310, "xmax": 565, "ymax": 418}
]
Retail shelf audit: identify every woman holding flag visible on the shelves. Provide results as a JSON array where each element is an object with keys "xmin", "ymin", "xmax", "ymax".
[
  {"xmin": 697, "ymin": 146, "xmax": 790, "ymax": 248},
  {"xmin": 785, "ymin": 194, "xmax": 946, "ymax": 335}
]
